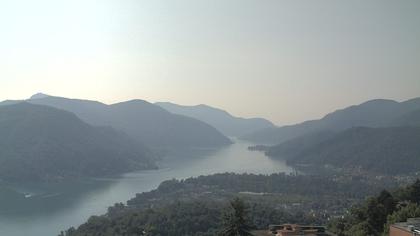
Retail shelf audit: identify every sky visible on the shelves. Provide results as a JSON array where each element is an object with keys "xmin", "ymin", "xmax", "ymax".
[{"xmin": 1, "ymin": 0, "xmax": 420, "ymax": 125}]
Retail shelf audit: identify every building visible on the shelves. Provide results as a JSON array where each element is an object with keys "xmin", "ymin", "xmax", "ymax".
[
  {"xmin": 268, "ymin": 224, "xmax": 334, "ymax": 236},
  {"xmin": 251, "ymin": 230, "xmax": 274, "ymax": 236},
  {"xmin": 390, "ymin": 218, "xmax": 420, "ymax": 236}
]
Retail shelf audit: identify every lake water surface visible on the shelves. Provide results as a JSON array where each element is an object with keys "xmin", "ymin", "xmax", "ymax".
[{"xmin": 0, "ymin": 139, "xmax": 293, "ymax": 236}]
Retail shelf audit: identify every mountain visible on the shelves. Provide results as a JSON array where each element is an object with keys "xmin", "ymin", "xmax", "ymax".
[
  {"xmin": 0, "ymin": 100, "xmax": 21, "ymax": 106},
  {"xmin": 267, "ymin": 126, "xmax": 420, "ymax": 175},
  {"xmin": 265, "ymin": 130, "xmax": 337, "ymax": 159},
  {"xmin": 242, "ymin": 98, "xmax": 420, "ymax": 144},
  {"xmin": 26, "ymin": 95, "xmax": 232, "ymax": 148},
  {"xmin": 390, "ymin": 109, "xmax": 420, "ymax": 127},
  {"xmin": 0, "ymin": 102, "xmax": 156, "ymax": 181},
  {"xmin": 30, "ymin": 92, "xmax": 50, "ymax": 99},
  {"xmin": 156, "ymin": 102, "xmax": 275, "ymax": 137}
]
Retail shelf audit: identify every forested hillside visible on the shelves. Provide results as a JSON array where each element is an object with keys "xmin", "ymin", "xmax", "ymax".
[
  {"xmin": 59, "ymin": 172, "xmax": 393, "ymax": 236},
  {"xmin": 266, "ymin": 127, "xmax": 420, "ymax": 175},
  {"xmin": 0, "ymin": 103, "xmax": 156, "ymax": 181}
]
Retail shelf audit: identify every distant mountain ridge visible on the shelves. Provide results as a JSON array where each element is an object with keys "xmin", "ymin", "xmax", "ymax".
[
  {"xmin": 0, "ymin": 103, "xmax": 156, "ymax": 181},
  {"xmin": 242, "ymin": 97, "xmax": 420, "ymax": 144},
  {"xmin": 22, "ymin": 94, "xmax": 232, "ymax": 148},
  {"xmin": 156, "ymin": 102, "xmax": 275, "ymax": 137},
  {"xmin": 30, "ymin": 92, "xmax": 50, "ymax": 99}
]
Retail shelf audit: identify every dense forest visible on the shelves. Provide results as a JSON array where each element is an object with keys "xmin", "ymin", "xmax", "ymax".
[
  {"xmin": 59, "ymin": 172, "xmax": 397, "ymax": 236},
  {"xmin": 329, "ymin": 180, "xmax": 420, "ymax": 236}
]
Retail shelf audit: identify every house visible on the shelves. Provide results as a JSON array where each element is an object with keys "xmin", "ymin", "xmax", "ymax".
[{"xmin": 268, "ymin": 224, "xmax": 334, "ymax": 236}]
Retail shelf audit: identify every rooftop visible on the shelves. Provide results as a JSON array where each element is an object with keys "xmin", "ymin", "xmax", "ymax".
[{"xmin": 391, "ymin": 218, "xmax": 420, "ymax": 234}]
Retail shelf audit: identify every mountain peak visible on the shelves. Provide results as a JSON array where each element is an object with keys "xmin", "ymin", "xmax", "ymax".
[{"xmin": 29, "ymin": 93, "xmax": 50, "ymax": 100}]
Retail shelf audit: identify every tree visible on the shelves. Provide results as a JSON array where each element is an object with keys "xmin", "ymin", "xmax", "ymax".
[
  {"xmin": 382, "ymin": 203, "xmax": 420, "ymax": 236},
  {"xmin": 346, "ymin": 221, "xmax": 376, "ymax": 236},
  {"xmin": 220, "ymin": 198, "xmax": 253, "ymax": 236},
  {"xmin": 407, "ymin": 180, "xmax": 420, "ymax": 204},
  {"xmin": 377, "ymin": 190, "xmax": 396, "ymax": 215},
  {"xmin": 366, "ymin": 197, "xmax": 387, "ymax": 234}
]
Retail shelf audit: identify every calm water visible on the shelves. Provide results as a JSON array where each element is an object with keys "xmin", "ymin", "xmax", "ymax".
[{"xmin": 0, "ymin": 139, "xmax": 293, "ymax": 236}]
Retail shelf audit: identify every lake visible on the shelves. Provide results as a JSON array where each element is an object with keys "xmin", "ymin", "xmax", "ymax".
[{"xmin": 0, "ymin": 139, "xmax": 293, "ymax": 236}]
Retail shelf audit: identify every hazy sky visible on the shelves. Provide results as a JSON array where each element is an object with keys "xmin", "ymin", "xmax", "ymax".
[{"xmin": 1, "ymin": 0, "xmax": 419, "ymax": 125}]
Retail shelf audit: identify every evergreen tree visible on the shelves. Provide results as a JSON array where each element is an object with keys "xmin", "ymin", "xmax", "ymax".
[
  {"xmin": 366, "ymin": 197, "xmax": 387, "ymax": 234},
  {"xmin": 220, "ymin": 198, "xmax": 253, "ymax": 236}
]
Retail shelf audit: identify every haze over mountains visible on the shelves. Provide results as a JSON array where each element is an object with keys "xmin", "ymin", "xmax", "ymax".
[
  {"xmin": 0, "ymin": 102, "xmax": 156, "ymax": 181},
  {"xmin": 22, "ymin": 93, "xmax": 232, "ymax": 148},
  {"xmin": 1, "ymin": 92, "xmax": 419, "ymax": 236},
  {"xmin": 156, "ymin": 102, "xmax": 275, "ymax": 137},
  {"xmin": 266, "ymin": 126, "xmax": 420, "ymax": 174},
  {"xmin": 242, "ymin": 97, "xmax": 420, "ymax": 144},
  {"xmin": 0, "ymin": 93, "xmax": 242, "ymax": 181},
  {"xmin": 242, "ymin": 97, "xmax": 420, "ymax": 175},
  {"xmin": 1, "ymin": 93, "xmax": 419, "ymax": 181}
]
